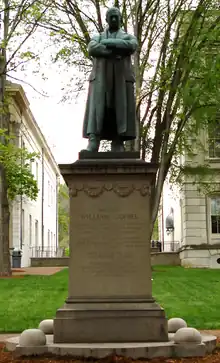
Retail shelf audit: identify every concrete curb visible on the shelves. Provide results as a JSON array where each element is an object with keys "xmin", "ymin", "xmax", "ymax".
[{"xmin": 5, "ymin": 334, "xmax": 217, "ymax": 359}]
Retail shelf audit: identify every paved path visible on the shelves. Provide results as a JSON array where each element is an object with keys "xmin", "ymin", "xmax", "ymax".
[
  {"xmin": 12, "ymin": 267, "xmax": 65, "ymax": 276},
  {"xmin": 0, "ymin": 334, "xmax": 19, "ymax": 343},
  {"xmin": 201, "ymin": 330, "xmax": 220, "ymax": 338}
]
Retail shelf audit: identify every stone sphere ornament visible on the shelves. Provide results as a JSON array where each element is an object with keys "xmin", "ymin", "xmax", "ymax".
[
  {"xmin": 38, "ymin": 319, "xmax": 54, "ymax": 334},
  {"xmin": 19, "ymin": 329, "xmax": 46, "ymax": 347},
  {"xmin": 168, "ymin": 317, "xmax": 187, "ymax": 333},
  {"xmin": 174, "ymin": 327, "xmax": 202, "ymax": 344}
]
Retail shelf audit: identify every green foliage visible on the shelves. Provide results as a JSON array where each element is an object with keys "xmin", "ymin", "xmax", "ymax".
[
  {"xmin": 58, "ymin": 184, "xmax": 69, "ymax": 247},
  {"xmin": 0, "ymin": 129, "xmax": 39, "ymax": 200},
  {"xmin": 65, "ymin": 247, "xmax": 69, "ymax": 256},
  {"xmin": 152, "ymin": 218, "xmax": 159, "ymax": 240},
  {"xmin": 20, "ymin": 51, "xmax": 36, "ymax": 60}
]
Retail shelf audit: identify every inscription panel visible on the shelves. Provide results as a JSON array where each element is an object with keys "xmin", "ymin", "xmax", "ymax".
[{"xmin": 69, "ymin": 188, "xmax": 151, "ymax": 298}]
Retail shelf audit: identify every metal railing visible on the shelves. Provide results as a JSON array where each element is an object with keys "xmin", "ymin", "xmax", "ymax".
[
  {"xmin": 151, "ymin": 240, "xmax": 180, "ymax": 252},
  {"xmin": 164, "ymin": 241, "xmax": 180, "ymax": 252},
  {"xmin": 30, "ymin": 247, "xmax": 65, "ymax": 258},
  {"xmin": 30, "ymin": 242, "xmax": 179, "ymax": 259}
]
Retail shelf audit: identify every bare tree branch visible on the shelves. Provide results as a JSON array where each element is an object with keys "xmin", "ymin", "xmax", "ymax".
[{"xmin": 6, "ymin": 74, "xmax": 49, "ymax": 97}]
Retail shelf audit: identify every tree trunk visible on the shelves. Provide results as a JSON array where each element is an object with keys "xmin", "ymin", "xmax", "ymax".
[
  {"xmin": 0, "ymin": 1, "xmax": 11, "ymax": 276},
  {"xmin": 0, "ymin": 166, "xmax": 11, "ymax": 276},
  {"xmin": 0, "ymin": 96, "xmax": 11, "ymax": 276},
  {"xmin": 0, "ymin": 106, "xmax": 11, "ymax": 276}
]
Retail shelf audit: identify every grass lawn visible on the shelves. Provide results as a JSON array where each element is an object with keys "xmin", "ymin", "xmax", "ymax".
[
  {"xmin": 0, "ymin": 266, "xmax": 220, "ymax": 332},
  {"xmin": 153, "ymin": 266, "xmax": 220, "ymax": 330}
]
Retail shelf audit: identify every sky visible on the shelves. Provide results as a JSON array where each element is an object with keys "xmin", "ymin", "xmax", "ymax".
[{"xmin": 18, "ymin": 68, "xmax": 88, "ymax": 164}]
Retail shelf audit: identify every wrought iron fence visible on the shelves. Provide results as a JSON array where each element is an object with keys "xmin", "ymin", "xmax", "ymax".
[
  {"xmin": 30, "ymin": 247, "xmax": 65, "ymax": 258},
  {"xmin": 163, "ymin": 241, "xmax": 180, "ymax": 252},
  {"xmin": 151, "ymin": 240, "xmax": 180, "ymax": 252},
  {"xmin": 30, "ymin": 242, "xmax": 179, "ymax": 259}
]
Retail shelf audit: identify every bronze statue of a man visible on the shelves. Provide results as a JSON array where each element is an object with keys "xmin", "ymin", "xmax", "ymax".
[{"xmin": 82, "ymin": 7, "xmax": 138, "ymax": 152}]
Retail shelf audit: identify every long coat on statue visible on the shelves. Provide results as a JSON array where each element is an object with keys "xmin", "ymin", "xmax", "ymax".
[{"xmin": 83, "ymin": 28, "xmax": 138, "ymax": 141}]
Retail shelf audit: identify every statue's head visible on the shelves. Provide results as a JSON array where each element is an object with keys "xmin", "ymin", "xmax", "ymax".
[{"xmin": 106, "ymin": 7, "xmax": 121, "ymax": 31}]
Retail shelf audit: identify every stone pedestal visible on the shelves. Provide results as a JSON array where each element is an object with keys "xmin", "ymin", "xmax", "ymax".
[{"xmin": 54, "ymin": 156, "xmax": 168, "ymax": 343}]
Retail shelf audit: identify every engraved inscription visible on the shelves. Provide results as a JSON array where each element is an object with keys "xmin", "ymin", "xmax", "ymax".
[
  {"xmin": 80, "ymin": 213, "xmax": 109, "ymax": 220},
  {"xmin": 69, "ymin": 186, "xmax": 152, "ymax": 298},
  {"xmin": 79, "ymin": 213, "xmax": 138, "ymax": 220},
  {"xmin": 72, "ymin": 209, "xmax": 148, "ymax": 278}
]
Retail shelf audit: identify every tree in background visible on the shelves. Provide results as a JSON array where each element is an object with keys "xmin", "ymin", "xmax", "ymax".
[
  {"xmin": 152, "ymin": 218, "xmax": 159, "ymax": 241},
  {"xmin": 0, "ymin": 127, "xmax": 39, "ymax": 276},
  {"xmin": 0, "ymin": 129, "xmax": 39, "ymax": 200},
  {"xmin": 58, "ymin": 183, "xmax": 69, "ymax": 250},
  {"xmin": 36, "ymin": 0, "xmax": 220, "ymax": 235},
  {"xmin": 0, "ymin": 0, "xmax": 49, "ymax": 276}
]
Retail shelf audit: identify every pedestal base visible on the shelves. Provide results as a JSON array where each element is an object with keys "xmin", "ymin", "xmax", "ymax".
[
  {"xmin": 54, "ymin": 300, "xmax": 168, "ymax": 343},
  {"xmin": 56, "ymin": 159, "xmax": 166, "ymax": 344}
]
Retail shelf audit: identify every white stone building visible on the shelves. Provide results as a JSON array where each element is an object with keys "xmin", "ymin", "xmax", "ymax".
[
  {"xmin": 8, "ymin": 82, "xmax": 60, "ymax": 267},
  {"xmin": 159, "ymin": 129, "xmax": 220, "ymax": 268}
]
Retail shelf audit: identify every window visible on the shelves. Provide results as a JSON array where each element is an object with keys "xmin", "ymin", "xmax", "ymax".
[
  {"xmin": 210, "ymin": 196, "xmax": 220, "ymax": 233},
  {"xmin": 21, "ymin": 209, "xmax": 25, "ymax": 247},
  {"xmin": 48, "ymin": 229, "xmax": 50, "ymax": 248},
  {"xmin": 42, "ymin": 225, "xmax": 44, "ymax": 249},
  {"xmin": 30, "ymin": 160, "xmax": 33, "ymax": 172},
  {"xmin": 35, "ymin": 220, "xmax": 39, "ymax": 247},
  {"xmin": 29, "ymin": 215, "xmax": 32, "ymax": 246},
  {"xmin": 208, "ymin": 123, "xmax": 220, "ymax": 158},
  {"xmin": 51, "ymin": 185, "xmax": 53, "ymax": 205},
  {"xmin": 48, "ymin": 181, "xmax": 50, "ymax": 206},
  {"xmin": 180, "ymin": 199, "xmax": 183, "ymax": 244},
  {"xmin": 21, "ymin": 141, "xmax": 25, "ymax": 168},
  {"xmin": 208, "ymin": 137, "xmax": 220, "ymax": 158}
]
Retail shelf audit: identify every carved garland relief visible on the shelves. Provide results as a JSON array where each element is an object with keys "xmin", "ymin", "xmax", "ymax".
[{"xmin": 69, "ymin": 183, "xmax": 150, "ymax": 198}]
